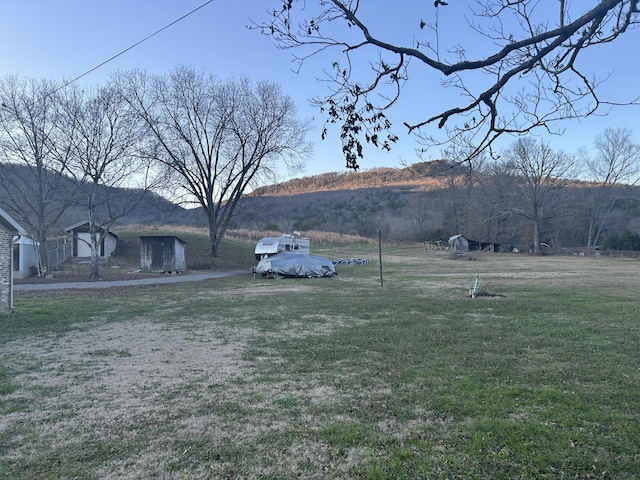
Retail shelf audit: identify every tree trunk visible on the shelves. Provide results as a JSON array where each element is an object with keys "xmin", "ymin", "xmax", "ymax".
[
  {"xmin": 592, "ymin": 199, "xmax": 618, "ymax": 248},
  {"xmin": 587, "ymin": 216, "xmax": 596, "ymax": 248},
  {"xmin": 90, "ymin": 256, "xmax": 101, "ymax": 281},
  {"xmin": 37, "ymin": 230, "xmax": 48, "ymax": 276},
  {"xmin": 209, "ymin": 223, "xmax": 218, "ymax": 257},
  {"xmin": 89, "ymin": 230, "xmax": 101, "ymax": 280}
]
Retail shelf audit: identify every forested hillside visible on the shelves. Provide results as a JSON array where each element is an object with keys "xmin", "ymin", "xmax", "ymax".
[
  {"xmin": 0, "ymin": 164, "xmax": 200, "ymax": 235},
  {"xmin": 235, "ymin": 161, "xmax": 640, "ymax": 251},
  {"xmin": 3, "ymin": 160, "xmax": 640, "ymax": 252}
]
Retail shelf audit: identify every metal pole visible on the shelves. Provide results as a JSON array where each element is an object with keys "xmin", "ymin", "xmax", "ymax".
[
  {"xmin": 378, "ymin": 229, "xmax": 383, "ymax": 288},
  {"xmin": 9, "ymin": 237, "xmax": 14, "ymax": 310}
]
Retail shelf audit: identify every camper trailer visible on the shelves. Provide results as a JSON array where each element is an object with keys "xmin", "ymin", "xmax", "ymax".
[{"xmin": 254, "ymin": 234, "xmax": 310, "ymax": 261}]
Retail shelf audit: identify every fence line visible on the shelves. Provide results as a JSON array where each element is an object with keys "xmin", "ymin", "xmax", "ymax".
[{"xmin": 46, "ymin": 238, "xmax": 71, "ymax": 271}]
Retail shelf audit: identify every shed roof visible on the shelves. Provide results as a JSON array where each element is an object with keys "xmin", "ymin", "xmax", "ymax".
[
  {"xmin": 139, "ymin": 235, "xmax": 186, "ymax": 244},
  {"xmin": 65, "ymin": 220, "xmax": 118, "ymax": 237},
  {"xmin": 0, "ymin": 207, "xmax": 25, "ymax": 235},
  {"xmin": 12, "ymin": 235, "xmax": 38, "ymax": 245}
]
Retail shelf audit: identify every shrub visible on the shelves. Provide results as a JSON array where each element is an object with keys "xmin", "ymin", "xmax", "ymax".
[{"xmin": 602, "ymin": 229, "xmax": 640, "ymax": 251}]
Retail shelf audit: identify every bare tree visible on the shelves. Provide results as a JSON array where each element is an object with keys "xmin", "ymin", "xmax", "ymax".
[
  {"xmin": 255, "ymin": 1, "xmax": 639, "ymax": 169},
  {"xmin": 63, "ymin": 83, "xmax": 155, "ymax": 280},
  {"xmin": 500, "ymin": 137, "xmax": 576, "ymax": 252},
  {"xmin": 429, "ymin": 145, "xmax": 487, "ymax": 238},
  {"xmin": 480, "ymin": 159, "xmax": 523, "ymax": 248},
  {"xmin": 580, "ymin": 127, "xmax": 640, "ymax": 247},
  {"xmin": 118, "ymin": 67, "xmax": 312, "ymax": 257},
  {"xmin": 0, "ymin": 75, "xmax": 78, "ymax": 273}
]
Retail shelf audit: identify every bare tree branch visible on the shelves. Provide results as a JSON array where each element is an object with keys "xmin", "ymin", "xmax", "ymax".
[
  {"xmin": 253, "ymin": 0, "xmax": 639, "ymax": 169},
  {"xmin": 0, "ymin": 76, "xmax": 79, "ymax": 272},
  {"xmin": 63, "ymin": 83, "xmax": 156, "ymax": 280}
]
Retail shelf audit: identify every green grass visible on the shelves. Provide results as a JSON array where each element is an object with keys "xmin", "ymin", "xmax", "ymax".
[{"xmin": 2, "ymin": 245, "xmax": 640, "ymax": 479}]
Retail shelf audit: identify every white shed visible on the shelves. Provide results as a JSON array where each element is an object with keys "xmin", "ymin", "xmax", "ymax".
[
  {"xmin": 65, "ymin": 221, "xmax": 118, "ymax": 258},
  {"xmin": 12, "ymin": 236, "xmax": 40, "ymax": 279}
]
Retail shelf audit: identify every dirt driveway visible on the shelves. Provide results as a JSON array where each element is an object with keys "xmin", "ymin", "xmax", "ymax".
[{"xmin": 13, "ymin": 270, "xmax": 247, "ymax": 291}]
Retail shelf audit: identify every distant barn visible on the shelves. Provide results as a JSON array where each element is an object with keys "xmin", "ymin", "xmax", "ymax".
[
  {"xmin": 448, "ymin": 234, "xmax": 501, "ymax": 252},
  {"xmin": 448, "ymin": 234, "xmax": 469, "ymax": 251},
  {"xmin": 139, "ymin": 236, "xmax": 186, "ymax": 273}
]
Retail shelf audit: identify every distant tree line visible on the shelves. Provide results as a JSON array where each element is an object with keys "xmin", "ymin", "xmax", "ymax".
[
  {"xmin": 2, "ymin": 69, "xmax": 638, "ymax": 264},
  {"xmin": 241, "ymin": 129, "xmax": 640, "ymax": 252}
]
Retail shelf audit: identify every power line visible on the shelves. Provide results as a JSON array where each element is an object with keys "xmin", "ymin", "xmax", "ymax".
[{"xmin": 49, "ymin": 0, "xmax": 215, "ymax": 96}]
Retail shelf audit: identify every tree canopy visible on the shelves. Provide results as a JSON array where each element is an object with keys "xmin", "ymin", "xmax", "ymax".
[
  {"xmin": 117, "ymin": 67, "xmax": 312, "ymax": 257},
  {"xmin": 256, "ymin": 0, "xmax": 639, "ymax": 169},
  {"xmin": 0, "ymin": 76, "xmax": 78, "ymax": 270}
]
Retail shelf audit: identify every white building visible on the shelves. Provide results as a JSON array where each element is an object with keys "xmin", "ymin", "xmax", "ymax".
[
  {"xmin": 65, "ymin": 221, "xmax": 118, "ymax": 258},
  {"xmin": 12, "ymin": 235, "xmax": 40, "ymax": 279}
]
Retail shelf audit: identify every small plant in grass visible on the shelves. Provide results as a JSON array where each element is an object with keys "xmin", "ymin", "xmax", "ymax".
[{"xmin": 469, "ymin": 276, "xmax": 504, "ymax": 298}]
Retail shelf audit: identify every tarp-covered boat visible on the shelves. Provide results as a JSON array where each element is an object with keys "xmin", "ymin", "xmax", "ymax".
[{"xmin": 255, "ymin": 252, "xmax": 336, "ymax": 278}]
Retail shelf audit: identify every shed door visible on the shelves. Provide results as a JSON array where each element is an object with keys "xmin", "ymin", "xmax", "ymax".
[
  {"xmin": 163, "ymin": 240, "xmax": 175, "ymax": 271},
  {"xmin": 150, "ymin": 239, "xmax": 165, "ymax": 271}
]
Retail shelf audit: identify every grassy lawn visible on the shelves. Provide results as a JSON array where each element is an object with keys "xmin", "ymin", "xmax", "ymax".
[{"xmin": 2, "ymin": 243, "xmax": 639, "ymax": 479}]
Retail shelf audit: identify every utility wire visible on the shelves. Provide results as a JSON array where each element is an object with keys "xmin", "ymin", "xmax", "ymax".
[{"xmin": 47, "ymin": 0, "xmax": 215, "ymax": 98}]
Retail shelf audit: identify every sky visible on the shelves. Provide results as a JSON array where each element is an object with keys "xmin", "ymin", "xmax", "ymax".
[{"xmin": 1, "ymin": 1, "xmax": 638, "ymax": 180}]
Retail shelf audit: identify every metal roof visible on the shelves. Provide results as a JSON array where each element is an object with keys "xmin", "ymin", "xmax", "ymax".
[{"xmin": 0, "ymin": 207, "xmax": 25, "ymax": 235}]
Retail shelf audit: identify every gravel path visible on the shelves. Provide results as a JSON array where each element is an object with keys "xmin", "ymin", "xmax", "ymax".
[{"xmin": 14, "ymin": 270, "xmax": 248, "ymax": 291}]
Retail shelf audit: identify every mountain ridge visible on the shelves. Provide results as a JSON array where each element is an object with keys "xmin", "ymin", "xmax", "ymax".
[{"xmin": 253, "ymin": 161, "xmax": 459, "ymax": 197}]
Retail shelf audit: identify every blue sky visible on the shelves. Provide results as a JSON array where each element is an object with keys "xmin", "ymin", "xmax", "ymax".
[{"xmin": 1, "ymin": 1, "xmax": 638, "ymax": 179}]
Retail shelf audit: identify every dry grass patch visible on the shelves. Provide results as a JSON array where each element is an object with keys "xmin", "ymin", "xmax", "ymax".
[{"xmin": 3, "ymin": 249, "xmax": 640, "ymax": 478}]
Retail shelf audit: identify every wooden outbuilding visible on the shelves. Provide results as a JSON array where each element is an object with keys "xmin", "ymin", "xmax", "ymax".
[
  {"xmin": 448, "ymin": 234, "xmax": 502, "ymax": 252},
  {"xmin": 139, "ymin": 236, "xmax": 186, "ymax": 273},
  {"xmin": 448, "ymin": 234, "xmax": 469, "ymax": 251},
  {"xmin": 0, "ymin": 207, "xmax": 25, "ymax": 313}
]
